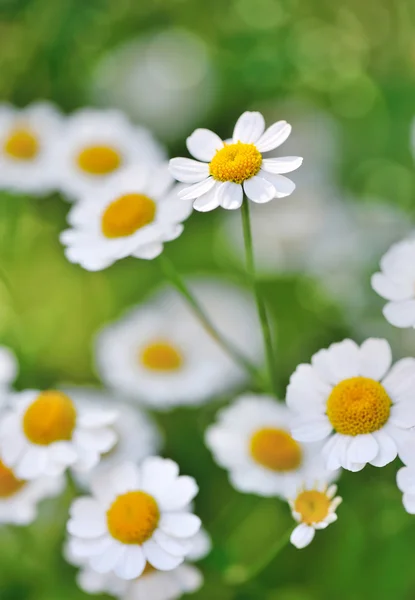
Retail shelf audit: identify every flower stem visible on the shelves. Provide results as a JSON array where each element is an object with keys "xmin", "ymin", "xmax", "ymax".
[
  {"xmin": 158, "ymin": 254, "xmax": 266, "ymax": 389},
  {"xmin": 240, "ymin": 198, "xmax": 278, "ymax": 396}
]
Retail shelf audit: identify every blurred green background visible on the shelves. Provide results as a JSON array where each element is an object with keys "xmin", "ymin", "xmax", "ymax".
[{"xmin": 1, "ymin": 0, "xmax": 415, "ymax": 598}]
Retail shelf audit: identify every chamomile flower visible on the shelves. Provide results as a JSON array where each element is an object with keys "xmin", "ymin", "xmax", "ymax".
[
  {"xmin": 66, "ymin": 458, "xmax": 201, "ymax": 580},
  {"xmin": 67, "ymin": 529, "xmax": 210, "ymax": 599},
  {"xmin": 56, "ymin": 108, "xmax": 165, "ymax": 201},
  {"xmin": 169, "ymin": 111, "xmax": 302, "ymax": 211},
  {"xmin": 0, "ymin": 389, "xmax": 118, "ymax": 479},
  {"xmin": 289, "ymin": 482, "xmax": 342, "ymax": 549},
  {"xmin": 0, "ymin": 102, "xmax": 63, "ymax": 195},
  {"xmin": 205, "ymin": 395, "xmax": 336, "ymax": 499},
  {"xmin": 371, "ymin": 238, "xmax": 415, "ymax": 328},
  {"xmin": 0, "ymin": 458, "xmax": 64, "ymax": 525},
  {"xmin": 95, "ymin": 279, "xmax": 263, "ymax": 409},
  {"xmin": 60, "ymin": 165, "xmax": 192, "ymax": 271},
  {"xmin": 287, "ymin": 338, "xmax": 415, "ymax": 472}
]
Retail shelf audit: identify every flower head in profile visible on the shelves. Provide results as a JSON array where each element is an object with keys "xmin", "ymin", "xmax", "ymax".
[
  {"xmin": 287, "ymin": 338, "xmax": 415, "ymax": 472},
  {"xmin": 66, "ymin": 458, "xmax": 201, "ymax": 580},
  {"xmin": 169, "ymin": 111, "xmax": 302, "ymax": 211},
  {"xmin": 205, "ymin": 394, "xmax": 337, "ymax": 499},
  {"xmin": 0, "ymin": 389, "xmax": 118, "ymax": 479},
  {"xmin": 289, "ymin": 482, "xmax": 342, "ymax": 549},
  {"xmin": 60, "ymin": 165, "xmax": 192, "ymax": 271}
]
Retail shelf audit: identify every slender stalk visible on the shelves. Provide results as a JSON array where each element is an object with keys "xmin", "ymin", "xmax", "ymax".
[
  {"xmin": 158, "ymin": 254, "xmax": 266, "ymax": 389},
  {"xmin": 240, "ymin": 198, "xmax": 278, "ymax": 396}
]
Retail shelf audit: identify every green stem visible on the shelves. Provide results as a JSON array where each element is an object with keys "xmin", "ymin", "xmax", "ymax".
[
  {"xmin": 158, "ymin": 255, "xmax": 266, "ymax": 389},
  {"xmin": 240, "ymin": 198, "xmax": 278, "ymax": 396}
]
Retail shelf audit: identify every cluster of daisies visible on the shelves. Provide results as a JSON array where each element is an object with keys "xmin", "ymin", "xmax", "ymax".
[{"xmin": 2, "ymin": 101, "xmax": 415, "ymax": 597}]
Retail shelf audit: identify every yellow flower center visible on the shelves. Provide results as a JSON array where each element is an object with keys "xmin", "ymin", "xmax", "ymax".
[
  {"xmin": 140, "ymin": 340, "xmax": 184, "ymax": 372},
  {"xmin": 4, "ymin": 128, "xmax": 39, "ymax": 160},
  {"xmin": 250, "ymin": 427, "xmax": 302, "ymax": 472},
  {"xmin": 294, "ymin": 490, "xmax": 331, "ymax": 525},
  {"xmin": 326, "ymin": 376, "xmax": 391, "ymax": 436},
  {"xmin": 209, "ymin": 142, "xmax": 262, "ymax": 184},
  {"xmin": 101, "ymin": 193, "xmax": 156, "ymax": 239},
  {"xmin": 0, "ymin": 460, "xmax": 26, "ymax": 498},
  {"xmin": 23, "ymin": 391, "xmax": 77, "ymax": 446},
  {"xmin": 77, "ymin": 145, "xmax": 122, "ymax": 175},
  {"xmin": 107, "ymin": 491, "xmax": 160, "ymax": 545}
]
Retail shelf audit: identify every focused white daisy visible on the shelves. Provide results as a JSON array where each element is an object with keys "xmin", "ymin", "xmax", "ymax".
[
  {"xmin": 0, "ymin": 458, "xmax": 64, "ymax": 525},
  {"xmin": 205, "ymin": 395, "xmax": 336, "ymax": 499},
  {"xmin": 66, "ymin": 529, "xmax": 210, "ymax": 599},
  {"xmin": 287, "ymin": 338, "xmax": 415, "ymax": 472},
  {"xmin": 60, "ymin": 165, "xmax": 192, "ymax": 271},
  {"xmin": 95, "ymin": 279, "xmax": 263, "ymax": 409},
  {"xmin": 66, "ymin": 457, "xmax": 201, "ymax": 580},
  {"xmin": 169, "ymin": 111, "xmax": 302, "ymax": 211},
  {"xmin": 0, "ymin": 102, "xmax": 63, "ymax": 195},
  {"xmin": 0, "ymin": 389, "xmax": 118, "ymax": 479},
  {"xmin": 371, "ymin": 238, "xmax": 415, "ymax": 328},
  {"xmin": 55, "ymin": 108, "xmax": 165, "ymax": 201},
  {"xmin": 289, "ymin": 482, "xmax": 342, "ymax": 549}
]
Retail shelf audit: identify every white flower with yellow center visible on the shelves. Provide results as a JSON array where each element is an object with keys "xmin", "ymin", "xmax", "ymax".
[
  {"xmin": 0, "ymin": 458, "xmax": 64, "ymax": 525},
  {"xmin": 287, "ymin": 338, "xmax": 415, "ymax": 472},
  {"xmin": 0, "ymin": 389, "xmax": 118, "ymax": 479},
  {"xmin": 0, "ymin": 102, "xmax": 63, "ymax": 195},
  {"xmin": 205, "ymin": 395, "xmax": 336, "ymax": 499},
  {"xmin": 371, "ymin": 238, "xmax": 415, "ymax": 328},
  {"xmin": 169, "ymin": 111, "xmax": 302, "ymax": 211},
  {"xmin": 95, "ymin": 279, "xmax": 263, "ymax": 409},
  {"xmin": 289, "ymin": 482, "xmax": 342, "ymax": 549},
  {"xmin": 56, "ymin": 108, "xmax": 165, "ymax": 201},
  {"xmin": 60, "ymin": 165, "xmax": 192, "ymax": 271},
  {"xmin": 67, "ymin": 458, "xmax": 201, "ymax": 580}
]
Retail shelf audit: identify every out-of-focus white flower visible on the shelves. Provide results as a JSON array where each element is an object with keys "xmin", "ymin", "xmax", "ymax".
[
  {"xmin": 0, "ymin": 458, "xmax": 64, "ymax": 525},
  {"xmin": 55, "ymin": 108, "xmax": 165, "ymax": 201},
  {"xmin": 0, "ymin": 346, "xmax": 18, "ymax": 392},
  {"xmin": 95, "ymin": 279, "xmax": 263, "ymax": 409},
  {"xmin": 91, "ymin": 28, "xmax": 217, "ymax": 143},
  {"xmin": 289, "ymin": 482, "xmax": 342, "ymax": 549},
  {"xmin": 67, "ymin": 458, "xmax": 201, "ymax": 580},
  {"xmin": 287, "ymin": 338, "xmax": 415, "ymax": 472},
  {"xmin": 0, "ymin": 389, "xmax": 118, "ymax": 479},
  {"xmin": 169, "ymin": 111, "xmax": 302, "ymax": 211},
  {"xmin": 205, "ymin": 394, "xmax": 337, "ymax": 499},
  {"xmin": 60, "ymin": 165, "xmax": 192, "ymax": 271},
  {"xmin": 0, "ymin": 102, "xmax": 63, "ymax": 195}
]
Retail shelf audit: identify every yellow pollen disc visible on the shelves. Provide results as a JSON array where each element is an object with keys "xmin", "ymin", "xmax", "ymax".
[
  {"xmin": 326, "ymin": 376, "xmax": 391, "ymax": 436},
  {"xmin": 140, "ymin": 340, "xmax": 184, "ymax": 372},
  {"xmin": 23, "ymin": 391, "xmax": 77, "ymax": 446},
  {"xmin": 209, "ymin": 142, "xmax": 262, "ymax": 184},
  {"xmin": 101, "ymin": 193, "xmax": 156, "ymax": 239},
  {"xmin": 0, "ymin": 460, "xmax": 26, "ymax": 498},
  {"xmin": 77, "ymin": 145, "xmax": 122, "ymax": 175},
  {"xmin": 294, "ymin": 490, "xmax": 331, "ymax": 525},
  {"xmin": 107, "ymin": 491, "xmax": 160, "ymax": 545},
  {"xmin": 250, "ymin": 427, "xmax": 302, "ymax": 472},
  {"xmin": 4, "ymin": 128, "xmax": 39, "ymax": 160}
]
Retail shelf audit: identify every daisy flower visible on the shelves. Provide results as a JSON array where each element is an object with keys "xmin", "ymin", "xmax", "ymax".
[
  {"xmin": 205, "ymin": 395, "xmax": 336, "ymax": 499},
  {"xmin": 66, "ymin": 457, "xmax": 201, "ymax": 580},
  {"xmin": 60, "ymin": 165, "xmax": 192, "ymax": 271},
  {"xmin": 289, "ymin": 482, "xmax": 342, "ymax": 549},
  {"xmin": 95, "ymin": 279, "xmax": 263, "ymax": 409},
  {"xmin": 0, "ymin": 458, "xmax": 64, "ymax": 525},
  {"xmin": 66, "ymin": 529, "xmax": 211, "ymax": 599},
  {"xmin": 0, "ymin": 102, "xmax": 63, "ymax": 195},
  {"xmin": 0, "ymin": 389, "xmax": 118, "ymax": 479},
  {"xmin": 169, "ymin": 110, "xmax": 302, "ymax": 211},
  {"xmin": 287, "ymin": 338, "xmax": 415, "ymax": 472},
  {"xmin": 56, "ymin": 108, "xmax": 165, "ymax": 201},
  {"xmin": 371, "ymin": 238, "xmax": 415, "ymax": 328}
]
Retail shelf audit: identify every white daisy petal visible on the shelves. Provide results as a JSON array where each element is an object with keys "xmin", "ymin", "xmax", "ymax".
[
  {"xmin": 370, "ymin": 430, "xmax": 397, "ymax": 467},
  {"xmin": 383, "ymin": 300, "xmax": 415, "ymax": 328},
  {"xmin": 346, "ymin": 434, "xmax": 378, "ymax": 464},
  {"xmin": 114, "ymin": 545, "xmax": 146, "ymax": 580},
  {"xmin": 157, "ymin": 476, "xmax": 199, "ymax": 511},
  {"xmin": 143, "ymin": 539, "xmax": 184, "ymax": 570},
  {"xmin": 259, "ymin": 171, "xmax": 296, "ymax": 198},
  {"xmin": 261, "ymin": 156, "xmax": 303, "ymax": 174},
  {"xmin": 217, "ymin": 181, "xmax": 243, "ymax": 210},
  {"xmin": 168, "ymin": 158, "xmax": 210, "ymax": 184},
  {"xmin": 290, "ymin": 524, "xmax": 315, "ymax": 549},
  {"xmin": 402, "ymin": 493, "xmax": 415, "ymax": 514},
  {"xmin": 397, "ymin": 466, "xmax": 415, "ymax": 493},
  {"xmin": 359, "ymin": 338, "xmax": 392, "ymax": 381},
  {"xmin": 159, "ymin": 513, "xmax": 201, "ymax": 538},
  {"xmin": 153, "ymin": 530, "xmax": 193, "ymax": 557},
  {"xmin": 256, "ymin": 121, "xmax": 291, "ymax": 153},
  {"xmin": 232, "ymin": 111, "xmax": 265, "ymax": 144},
  {"xmin": 140, "ymin": 457, "xmax": 179, "ymax": 500},
  {"xmin": 89, "ymin": 541, "xmax": 125, "ymax": 574},
  {"xmin": 390, "ymin": 400, "xmax": 415, "ymax": 428},
  {"xmin": 243, "ymin": 175, "xmax": 276, "ymax": 204},
  {"xmin": 327, "ymin": 339, "xmax": 360, "ymax": 382},
  {"xmin": 178, "ymin": 177, "xmax": 216, "ymax": 201},
  {"xmin": 192, "ymin": 184, "xmax": 220, "ymax": 212},
  {"xmin": 291, "ymin": 416, "xmax": 332, "ymax": 442},
  {"xmin": 382, "ymin": 358, "xmax": 415, "ymax": 398},
  {"xmin": 68, "ymin": 498, "xmax": 106, "ymax": 538},
  {"xmin": 186, "ymin": 129, "xmax": 223, "ymax": 162},
  {"xmin": 371, "ymin": 272, "xmax": 414, "ymax": 302}
]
